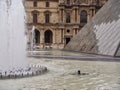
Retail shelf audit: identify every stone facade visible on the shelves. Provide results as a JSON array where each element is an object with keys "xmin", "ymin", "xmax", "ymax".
[
  {"xmin": 25, "ymin": 0, "xmax": 107, "ymax": 50},
  {"xmin": 65, "ymin": 0, "xmax": 120, "ymax": 57}
]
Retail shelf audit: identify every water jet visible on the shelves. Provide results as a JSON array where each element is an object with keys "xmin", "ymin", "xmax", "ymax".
[{"xmin": 0, "ymin": 0, "xmax": 47, "ymax": 79}]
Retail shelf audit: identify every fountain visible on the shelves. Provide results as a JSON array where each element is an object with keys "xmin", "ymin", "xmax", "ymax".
[
  {"xmin": 0, "ymin": 0, "xmax": 47, "ymax": 79},
  {"xmin": 31, "ymin": 26, "xmax": 35, "ymax": 51}
]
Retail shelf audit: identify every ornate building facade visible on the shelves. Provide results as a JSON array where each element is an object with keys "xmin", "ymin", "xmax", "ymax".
[{"xmin": 25, "ymin": 0, "xmax": 107, "ymax": 50}]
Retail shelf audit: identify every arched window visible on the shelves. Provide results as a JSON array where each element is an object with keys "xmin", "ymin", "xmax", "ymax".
[
  {"xmin": 45, "ymin": 30, "xmax": 53, "ymax": 43},
  {"xmin": 34, "ymin": 29, "xmax": 40, "ymax": 44},
  {"xmin": 96, "ymin": 0, "xmax": 100, "ymax": 5},
  {"xmin": 80, "ymin": 10, "xmax": 87, "ymax": 23},
  {"xmin": 66, "ymin": 12, "xmax": 71, "ymax": 23}
]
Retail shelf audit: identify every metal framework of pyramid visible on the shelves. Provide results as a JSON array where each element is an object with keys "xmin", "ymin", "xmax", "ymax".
[{"xmin": 65, "ymin": 0, "xmax": 120, "ymax": 57}]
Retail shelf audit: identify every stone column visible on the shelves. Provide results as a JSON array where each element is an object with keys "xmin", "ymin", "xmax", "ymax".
[
  {"xmin": 40, "ymin": 29, "xmax": 44, "ymax": 48},
  {"xmin": 75, "ymin": 8, "xmax": 77, "ymax": 23},
  {"xmin": 77, "ymin": 8, "xmax": 79, "ymax": 23},
  {"xmin": 63, "ymin": 9, "xmax": 66, "ymax": 23},
  {"xmin": 63, "ymin": 29, "xmax": 64, "ymax": 44},
  {"xmin": 72, "ymin": 8, "xmax": 75, "ymax": 23},
  {"xmin": 61, "ymin": 9, "xmax": 64, "ymax": 23},
  {"xmin": 53, "ymin": 29, "xmax": 56, "ymax": 44},
  {"xmin": 88, "ymin": 13, "xmax": 90, "ymax": 22},
  {"xmin": 59, "ymin": 9, "xmax": 62, "ymax": 23},
  {"xmin": 61, "ymin": 28, "xmax": 63, "ymax": 43},
  {"xmin": 40, "ymin": 29, "xmax": 44, "ymax": 44}
]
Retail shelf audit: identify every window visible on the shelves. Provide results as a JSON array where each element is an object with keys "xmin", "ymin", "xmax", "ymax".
[
  {"xmin": 45, "ymin": 14, "xmax": 50, "ymax": 23},
  {"xmin": 33, "ymin": 13, "xmax": 37, "ymax": 23},
  {"xmin": 96, "ymin": 0, "xmax": 100, "ymax": 5},
  {"xmin": 66, "ymin": 13, "xmax": 71, "ymax": 23},
  {"xmin": 91, "ymin": 9, "xmax": 94, "ymax": 16},
  {"xmin": 80, "ymin": 10, "xmax": 87, "ymax": 23},
  {"xmin": 33, "ymin": 1, "xmax": 37, "ymax": 7},
  {"xmin": 46, "ymin": 2, "xmax": 49, "ymax": 7},
  {"xmin": 67, "ymin": 29, "xmax": 70, "ymax": 33},
  {"xmin": 67, "ymin": 0, "xmax": 70, "ymax": 5},
  {"xmin": 35, "ymin": 29, "xmax": 40, "ymax": 44},
  {"xmin": 45, "ymin": 30, "xmax": 53, "ymax": 43}
]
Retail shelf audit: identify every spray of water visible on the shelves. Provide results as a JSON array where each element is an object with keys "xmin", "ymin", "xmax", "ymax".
[
  {"xmin": 31, "ymin": 26, "xmax": 35, "ymax": 51},
  {"xmin": 0, "ymin": 0, "xmax": 27, "ymax": 72}
]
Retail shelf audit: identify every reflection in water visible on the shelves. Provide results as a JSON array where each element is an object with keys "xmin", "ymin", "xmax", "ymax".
[
  {"xmin": 29, "ymin": 50, "xmax": 87, "ymax": 56},
  {"xmin": 0, "ymin": 56, "xmax": 120, "ymax": 90}
]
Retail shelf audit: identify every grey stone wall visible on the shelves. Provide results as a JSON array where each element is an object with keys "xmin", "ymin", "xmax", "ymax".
[{"xmin": 65, "ymin": 0, "xmax": 120, "ymax": 56}]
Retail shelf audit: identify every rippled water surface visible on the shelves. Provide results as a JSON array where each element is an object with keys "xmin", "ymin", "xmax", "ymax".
[{"xmin": 0, "ymin": 51, "xmax": 120, "ymax": 90}]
